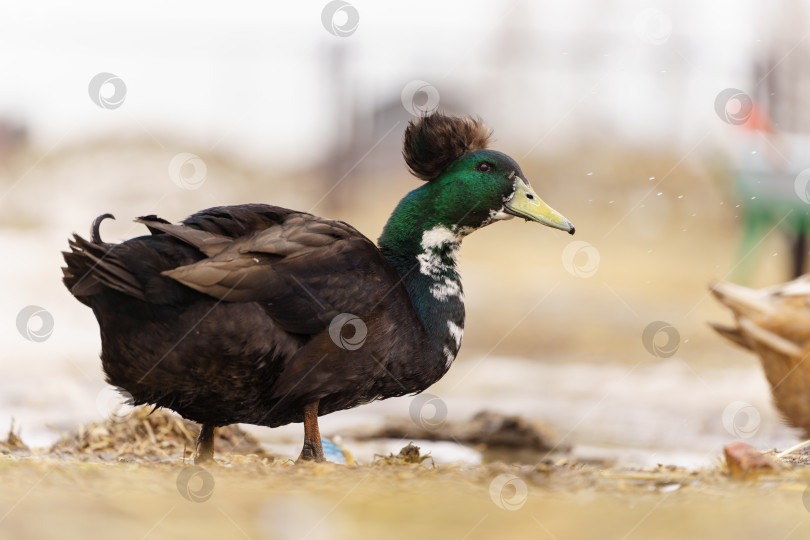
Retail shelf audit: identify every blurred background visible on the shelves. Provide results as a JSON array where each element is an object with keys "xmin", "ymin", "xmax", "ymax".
[{"xmin": 3, "ymin": 0, "xmax": 810, "ymax": 467}]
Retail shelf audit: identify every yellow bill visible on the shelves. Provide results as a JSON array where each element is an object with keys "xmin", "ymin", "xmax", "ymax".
[{"xmin": 504, "ymin": 178, "xmax": 575, "ymax": 234}]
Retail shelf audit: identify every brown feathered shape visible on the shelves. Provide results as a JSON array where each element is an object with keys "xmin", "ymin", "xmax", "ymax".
[
  {"xmin": 403, "ymin": 112, "xmax": 492, "ymax": 181},
  {"xmin": 710, "ymin": 277, "xmax": 810, "ymax": 436}
]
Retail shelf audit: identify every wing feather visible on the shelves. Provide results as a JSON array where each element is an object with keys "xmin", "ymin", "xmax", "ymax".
[{"xmin": 159, "ymin": 206, "xmax": 396, "ymax": 334}]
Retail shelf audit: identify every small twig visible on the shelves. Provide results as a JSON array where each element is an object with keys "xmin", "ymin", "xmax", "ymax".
[{"xmin": 775, "ymin": 439, "xmax": 810, "ymax": 459}]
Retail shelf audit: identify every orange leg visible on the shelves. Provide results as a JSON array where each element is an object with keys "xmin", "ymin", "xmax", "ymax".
[{"xmin": 297, "ymin": 401, "xmax": 324, "ymax": 462}]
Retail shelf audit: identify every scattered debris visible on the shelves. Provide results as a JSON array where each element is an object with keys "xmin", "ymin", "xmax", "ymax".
[
  {"xmin": 768, "ymin": 439, "xmax": 810, "ymax": 467},
  {"xmin": 374, "ymin": 442, "xmax": 434, "ymax": 466},
  {"xmin": 724, "ymin": 441, "xmax": 776, "ymax": 478},
  {"xmin": 13, "ymin": 407, "xmax": 810, "ymax": 479},
  {"xmin": 773, "ymin": 439, "xmax": 810, "ymax": 461},
  {"xmin": 349, "ymin": 410, "xmax": 561, "ymax": 452}
]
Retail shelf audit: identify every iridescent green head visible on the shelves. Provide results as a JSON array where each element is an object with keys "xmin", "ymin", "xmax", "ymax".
[
  {"xmin": 385, "ymin": 112, "xmax": 575, "ymax": 238},
  {"xmin": 418, "ymin": 148, "xmax": 575, "ymax": 234}
]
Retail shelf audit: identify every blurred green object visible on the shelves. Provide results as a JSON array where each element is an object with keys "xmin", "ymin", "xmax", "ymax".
[{"xmin": 733, "ymin": 169, "xmax": 810, "ymax": 283}]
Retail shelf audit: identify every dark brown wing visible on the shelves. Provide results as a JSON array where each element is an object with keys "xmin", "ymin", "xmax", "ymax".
[{"xmin": 146, "ymin": 207, "xmax": 400, "ymax": 335}]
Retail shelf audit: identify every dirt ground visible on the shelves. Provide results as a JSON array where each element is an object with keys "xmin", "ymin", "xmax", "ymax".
[
  {"xmin": 1, "ymin": 408, "xmax": 809, "ymax": 540},
  {"xmin": 3, "ymin": 452, "xmax": 810, "ymax": 540}
]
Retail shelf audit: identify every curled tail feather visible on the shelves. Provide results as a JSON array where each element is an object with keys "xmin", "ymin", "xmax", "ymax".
[
  {"xmin": 92, "ymin": 213, "xmax": 115, "ymax": 243},
  {"xmin": 62, "ymin": 214, "xmax": 148, "ymax": 302}
]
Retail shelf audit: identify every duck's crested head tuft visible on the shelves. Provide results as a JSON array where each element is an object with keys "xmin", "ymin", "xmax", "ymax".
[{"xmin": 402, "ymin": 112, "xmax": 492, "ymax": 181}]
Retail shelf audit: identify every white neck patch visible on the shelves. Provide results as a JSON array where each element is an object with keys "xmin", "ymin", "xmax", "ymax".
[
  {"xmin": 420, "ymin": 225, "xmax": 463, "ymax": 250},
  {"xmin": 416, "ymin": 225, "xmax": 469, "ymax": 301},
  {"xmin": 443, "ymin": 346, "xmax": 456, "ymax": 368},
  {"xmin": 447, "ymin": 320, "xmax": 464, "ymax": 348}
]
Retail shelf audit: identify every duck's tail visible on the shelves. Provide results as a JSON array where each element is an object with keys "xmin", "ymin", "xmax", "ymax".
[
  {"xmin": 61, "ymin": 214, "xmax": 148, "ymax": 304},
  {"xmin": 90, "ymin": 213, "xmax": 114, "ymax": 243}
]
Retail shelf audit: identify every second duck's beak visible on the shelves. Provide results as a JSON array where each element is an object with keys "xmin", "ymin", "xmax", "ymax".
[{"xmin": 504, "ymin": 177, "xmax": 575, "ymax": 234}]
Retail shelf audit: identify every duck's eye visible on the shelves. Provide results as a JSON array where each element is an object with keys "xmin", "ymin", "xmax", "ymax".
[{"xmin": 477, "ymin": 162, "xmax": 491, "ymax": 172}]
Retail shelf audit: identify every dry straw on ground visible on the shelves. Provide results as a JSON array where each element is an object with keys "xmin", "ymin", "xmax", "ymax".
[{"xmin": 42, "ymin": 407, "xmax": 272, "ymax": 463}]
